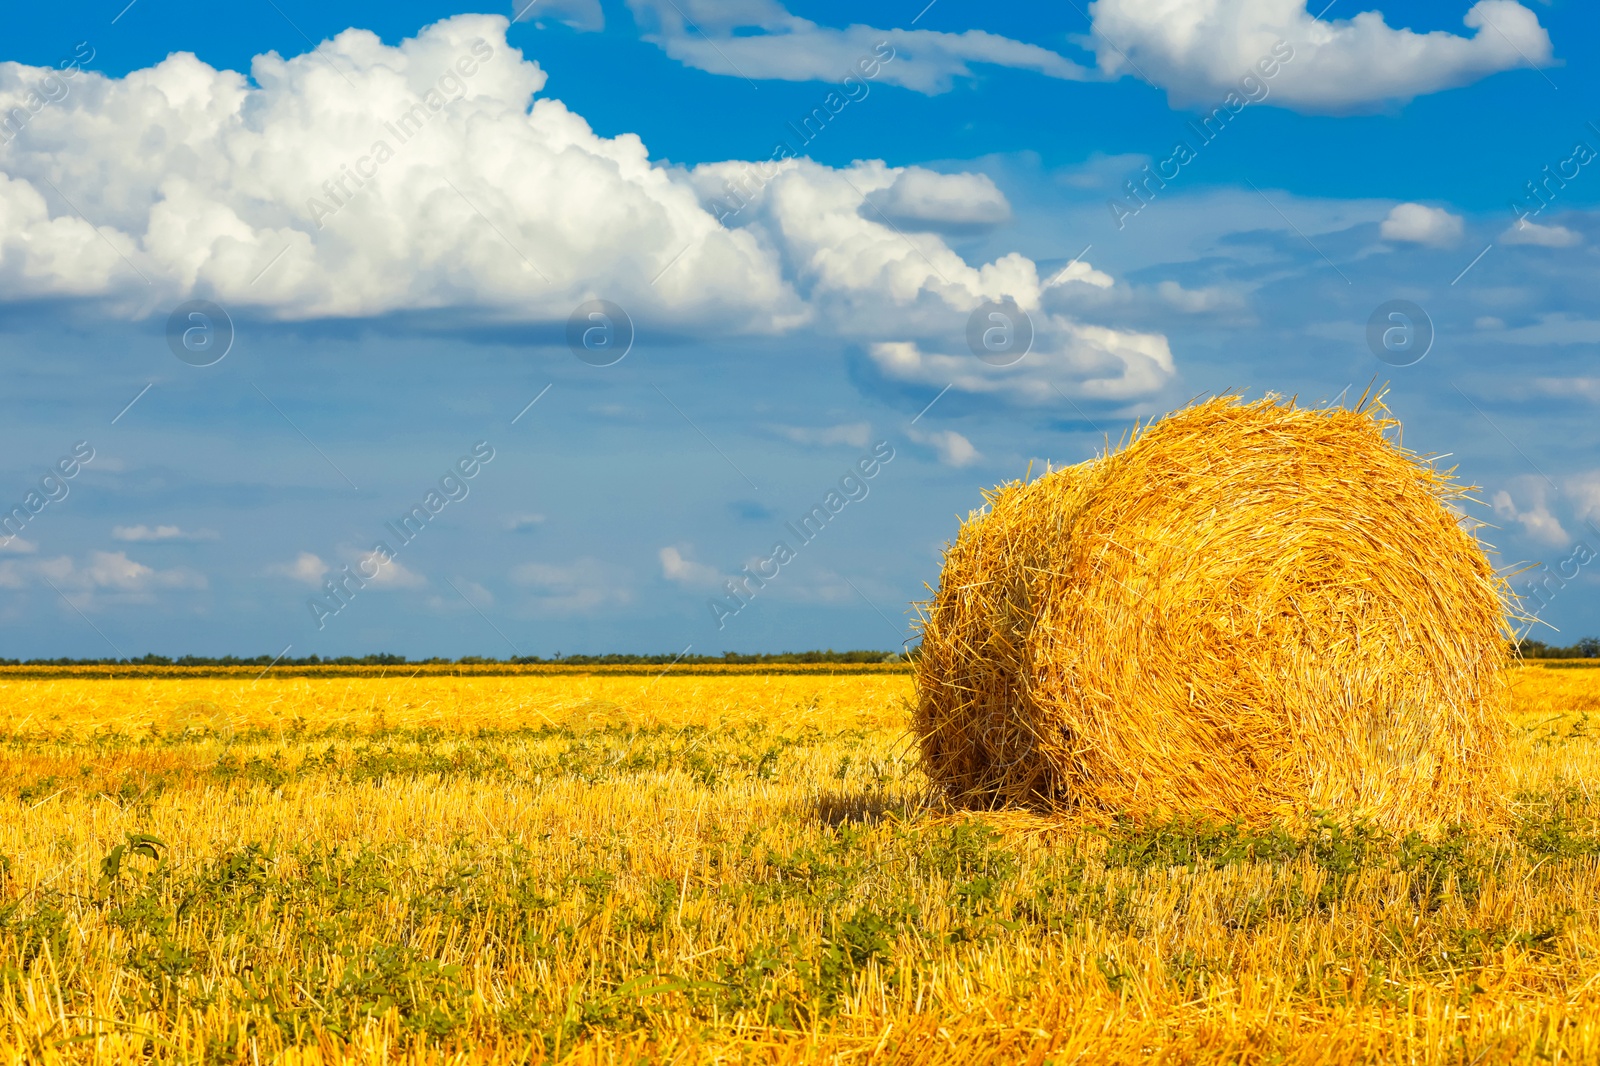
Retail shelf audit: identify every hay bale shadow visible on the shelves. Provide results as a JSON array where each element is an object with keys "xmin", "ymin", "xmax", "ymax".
[{"xmin": 806, "ymin": 789, "xmax": 924, "ymax": 827}]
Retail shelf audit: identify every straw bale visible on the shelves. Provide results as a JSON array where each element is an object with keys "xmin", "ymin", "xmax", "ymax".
[{"xmin": 913, "ymin": 394, "xmax": 1514, "ymax": 829}]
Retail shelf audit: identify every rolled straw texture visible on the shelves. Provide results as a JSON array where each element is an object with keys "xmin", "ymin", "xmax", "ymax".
[{"xmin": 913, "ymin": 395, "xmax": 1515, "ymax": 829}]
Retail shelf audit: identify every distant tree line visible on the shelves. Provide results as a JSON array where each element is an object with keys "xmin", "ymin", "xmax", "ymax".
[
  {"xmin": 5, "ymin": 640, "xmax": 1595, "ymax": 666},
  {"xmin": 1515, "ymin": 637, "xmax": 1600, "ymax": 659},
  {"xmin": 0, "ymin": 649, "xmax": 911, "ymax": 666}
]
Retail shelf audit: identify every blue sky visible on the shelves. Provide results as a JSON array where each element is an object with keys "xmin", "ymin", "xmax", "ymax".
[{"xmin": 2, "ymin": 0, "xmax": 1597, "ymax": 658}]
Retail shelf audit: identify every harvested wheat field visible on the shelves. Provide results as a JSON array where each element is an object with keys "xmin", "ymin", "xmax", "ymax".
[
  {"xmin": 2, "ymin": 664, "xmax": 1599, "ymax": 1064},
  {"xmin": 917, "ymin": 395, "xmax": 1515, "ymax": 830}
]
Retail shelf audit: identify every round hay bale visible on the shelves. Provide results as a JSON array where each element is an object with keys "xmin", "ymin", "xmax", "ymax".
[{"xmin": 913, "ymin": 395, "xmax": 1515, "ymax": 829}]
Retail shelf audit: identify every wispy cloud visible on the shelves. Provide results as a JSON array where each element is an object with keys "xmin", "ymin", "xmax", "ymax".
[
  {"xmin": 771, "ymin": 423, "xmax": 872, "ymax": 448},
  {"xmin": 510, "ymin": 558, "xmax": 632, "ymax": 614},
  {"xmin": 505, "ymin": 514, "xmax": 547, "ymax": 533},
  {"xmin": 112, "ymin": 524, "xmax": 219, "ymax": 542}
]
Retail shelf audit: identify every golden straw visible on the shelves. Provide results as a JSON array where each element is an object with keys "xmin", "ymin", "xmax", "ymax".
[{"xmin": 914, "ymin": 393, "xmax": 1516, "ymax": 830}]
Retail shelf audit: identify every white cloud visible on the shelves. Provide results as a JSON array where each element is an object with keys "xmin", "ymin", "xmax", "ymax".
[
  {"xmin": 869, "ymin": 315, "xmax": 1175, "ymax": 406},
  {"xmin": 1156, "ymin": 280, "xmax": 1246, "ymax": 313},
  {"xmin": 0, "ymin": 16, "xmax": 1171, "ymax": 409},
  {"xmin": 506, "ymin": 513, "xmax": 546, "ymax": 532},
  {"xmin": 623, "ymin": 0, "xmax": 1092, "ymax": 94},
  {"xmin": 111, "ymin": 524, "xmax": 218, "ymax": 542},
  {"xmin": 612, "ymin": 0, "xmax": 1553, "ymax": 112},
  {"xmin": 0, "ymin": 536, "xmax": 37, "ymax": 554},
  {"xmin": 1045, "ymin": 260, "xmax": 1116, "ymax": 291},
  {"xmin": 1532, "ymin": 378, "xmax": 1600, "ymax": 402},
  {"xmin": 873, "ymin": 169, "xmax": 1011, "ymax": 230},
  {"xmin": 1380, "ymin": 203, "xmax": 1464, "ymax": 247},
  {"xmin": 0, "ymin": 17, "xmax": 798, "ymax": 328},
  {"xmin": 1088, "ymin": 0, "xmax": 1554, "ymax": 113},
  {"xmin": 424, "ymin": 578, "xmax": 494, "ymax": 612},
  {"xmin": 1489, "ymin": 314, "xmax": 1600, "ymax": 347},
  {"xmin": 270, "ymin": 548, "xmax": 421, "ymax": 590},
  {"xmin": 454, "ymin": 579, "xmax": 495, "ymax": 607},
  {"xmin": 686, "ymin": 158, "xmax": 1048, "ymax": 337},
  {"xmin": 1493, "ymin": 487, "xmax": 1569, "ymax": 547},
  {"xmin": 1501, "ymin": 220, "xmax": 1582, "ymax": 247},
  {"xmin": 270, "ymin": 552, "xmax": 330, "ymax": 588},
  {"xmin": 359, "ymin": 551, "xmax": 426, "ymax": 588},
  {"xmin": 907, "ymin": 427, "xmax": 980, "ymax": 467},
  {"xmin": 772, "ymin": 422, "xmax": 872, "ymax": 448},
  {"xmin": 1565, "ymin": 472, "xmax": 1600, "ymax": 527},
  {"xmin": 82, "ymin": 552, "xmax": 169, "ymax": 591},
  {"xmin": 9, "ymin": 550, "xmax": 206, "ymax": 606},
  {"xmin": 514, "ymin": 0, "xmax": 605, "ymax": 32},
  {"xmin": 1054, "ymin": 152, "xmax": 1150, "ymax": 191},
  {"xmin": 510, "ymin": 557, "xmax": 630, "ymax": 613},
  {"xmin": 659, "ymin": 545, "xmax": 723, "ymax": 586},
  {"xmin": 758, "ymin": 565, "xmax": 859, "ymax": 605}
]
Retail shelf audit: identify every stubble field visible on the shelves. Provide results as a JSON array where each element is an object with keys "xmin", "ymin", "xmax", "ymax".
[{"xmin": 2, "ymin": 663, "xmax": 1598, "ymax": 1064}]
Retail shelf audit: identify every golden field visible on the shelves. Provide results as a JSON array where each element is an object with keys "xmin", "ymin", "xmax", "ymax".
[{"xmin": 1, "ymin": 664, "xmax": 1598, "ymax": 1064}]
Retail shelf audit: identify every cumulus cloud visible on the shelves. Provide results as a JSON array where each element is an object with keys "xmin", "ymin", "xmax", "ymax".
[
  {"xmin": 1087, "ymin": 0, "xmax": 1554, "ymax": 113},
  {"xmin": 872, "ymin": 169, "xmax": 1011, "ymax": 231},
  {"xmin": 510, "ymin": 557, "xmax": 630, "ymax": 613},
  {"xmin": 684, "ymin": 161, "xmax": 1165, "ymax": 403},
  {"xmin": 868, "ymin": 316, "xmax": 1175, "ymax": 407},
  {"xmin": 269, "ymin": 552, "xmax": 330, "ymax": 588},
  {"xmin": 1567, "ymin": 472, "xmax": 1600, "ymax": 527},
  {"xmin": 599, "ymin": 0, "xmax": 1548, "ymax": 111},
  {"xmin": 111, "ymin": 524, "xmax": 218, "ymax": 542},
  {"xmin": 1502, "ymin": 220, "xmax": 1582, "ymax": 247},
  {"xmin": 0, "ymin": 536, "xmax": 37, "ymax": 554},
  {"xmin": 519, "ymin": 0, "xmax": 1551, "ymax": 113},
  {"xmin": 269, "ymin": 548, "xmax": 421, "ymax": 590},
  {"xmin": 686, "ymin": 158, "xmax": 1049, "ymax": 338},
  {"xmin": 434, "ymin": 578, "xmax": 494, "ymax": 609},
  {"xmin": 2, "ymin": 550, "xmax": 206, "ymax": 605},
  {"xmin": 1493, "ymin": 486, "xmax": 1569, "ymax": 547},
  {"xmin": 0, "ymin": 17, "xmax": 799, "ymax": 328},
  {"xmin": 907, "ymin": 427, "xmax": 980, "ymax": 467},
  {"xmin": 1380, "ymin": 203, "xmax": 1464, "ymax": 246},
  {"xmin": 359, "ymin": 551, "xmax": 426, "ymax": 588},
  {"xmin": 0, "ymin": 16, "xmax": 1172, "ymax": 409},
  {"xmin": 1046, "ymin": 259, "xmax": 1116, "ymax": 290},
  {"xmin": 659, "ymin": 545, "xmax": 723, "ymax": 586}
]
